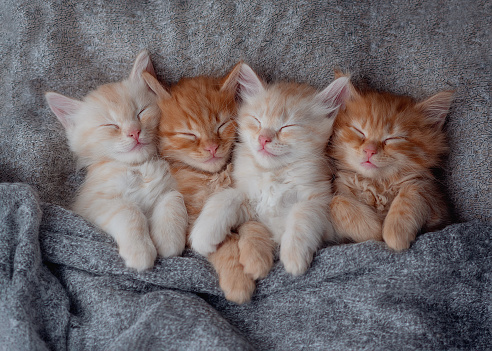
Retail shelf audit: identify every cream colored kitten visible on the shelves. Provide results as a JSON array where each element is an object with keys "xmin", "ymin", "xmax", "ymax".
[
  {"xmin": 45, "ymin": 50, "xmax": 187, "ymax": 271},
  {"xmin": 190, "ymin": 64, "xmax": 350, "ymax": 275}
]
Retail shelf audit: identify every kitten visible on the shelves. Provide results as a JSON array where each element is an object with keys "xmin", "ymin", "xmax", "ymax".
[
  {"xmin": 144, "ymin": 63, "xmax": 275, "ymax": 303},
  {"xmin": 329, "ymin": 77, "xmax": 453, "ymax": 250},
  {"xmin": 189, "ymin": 64, "xmax": 350, "ymax": 276},
  {"xmin": 45, "ymin": 50, "xmax": 188, "ymax": 272}
]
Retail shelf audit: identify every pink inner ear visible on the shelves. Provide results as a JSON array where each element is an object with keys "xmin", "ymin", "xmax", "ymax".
[
  {"xmin": 238, "ymin": 64, "xmax": 264, "ymax": 98},
  {"xmin": 416, "ymin": 91, "xmax": 454, "ymax": 129},
  {"xmin": 45, "ymin": 92, "xmax": 82, "ymax": 129},
  {"xmin": 130, "ymin": 50, "xmax": 156, "ymax": 81},
  {"xmin": 317, "ymin": 77, "xmax": 351, "ymax": 115}
]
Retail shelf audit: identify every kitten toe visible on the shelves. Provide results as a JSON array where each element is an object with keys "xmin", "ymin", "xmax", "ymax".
[
  {"xmin": 238, "ymin": 221, "xmax": 275, "ymax": 280},
  {"xmin": 382, "ymin": 218, "xmax": 415, "ymax": 251},
  {"xmin": 119, "ymin": 240, "xmax": 157, "ymax": 272},
  {"xmin": 209, "ymin": 235, "xmax": 256, "ymax": 304},
  {"xmin": 280, "ymin": 246, "xmax": 310, "ymax": 276}
]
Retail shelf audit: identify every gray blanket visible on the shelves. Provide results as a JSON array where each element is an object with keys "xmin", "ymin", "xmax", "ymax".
[{"xmin": 0, "ymin": 0, "xmax": 490, "ymax": 349}]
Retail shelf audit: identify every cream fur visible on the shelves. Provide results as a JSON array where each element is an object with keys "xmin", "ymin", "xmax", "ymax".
[{"xmin": 46, "ymin": 50, "xmax": 187, "ymax": 271}]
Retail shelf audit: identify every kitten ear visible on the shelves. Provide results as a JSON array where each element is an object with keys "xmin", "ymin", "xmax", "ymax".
[
  {"xmin": 142, "ymin": 71, "xmax": 171, "ymax": 100},
  {"xmin": 316, "ymin": 76, "xmax": 351, "ymax": 117},
  {"xmin": 237, "ymin": 63, "xmax": 265, "ymax": 99},
  {"xmin": 220, "ymin": 61, "xmax": 243, "ymax": 94},
  {"xmin": 415, "ymin": 90, "xmax": 454, "ymax": 129},
  {"xmin": 45, "ymin": 92, "xmax": 82, "ymax": 129},
  {"xmin": 129, "ymin": 49, "xmax": 156, "ymax": 82}
]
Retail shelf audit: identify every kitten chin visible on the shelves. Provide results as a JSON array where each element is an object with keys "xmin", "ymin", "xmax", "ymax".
[{"xmin": 330, "ymin": 80, "xmax": 453, "ymax": 250}]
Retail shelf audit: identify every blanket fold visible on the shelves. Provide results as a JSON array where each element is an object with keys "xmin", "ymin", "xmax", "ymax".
[{"xmin": 1, "ymin": 183, "xmax": 490, "ymax": 350}]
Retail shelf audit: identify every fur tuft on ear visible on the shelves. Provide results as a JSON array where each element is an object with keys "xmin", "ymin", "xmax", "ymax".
[
  {"xmin": 220, "ymin": 61, "xmax": 243, "ymax": 95},
  {"xmin": 130, "ymin": 49, "xmax": 156, "ymax": 82},
  {"xmin": 316, "ymin": 76, "xmax": 351, "ymax": 117},
  {"xmin": 415, "ymin": 90, "xmax": 455, "ymax": 129},
  {"xmin": 142, "ymin": 71, "xmax": 171, "ymax": 100},
  {"xmin": 45, "ymin": 92, "xmax": 82, "ymax": 129},
  {"xmin": 334, "ymin": 69, "xmax": 350, "ymax": 80},
  {"xmin": 237, "ymin": 63, "xmax": 265, "ymax": 99}
]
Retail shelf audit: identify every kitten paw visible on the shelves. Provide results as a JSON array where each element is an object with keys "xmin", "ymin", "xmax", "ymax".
[
  {"xmin": 189, "ymin": 226, "xmax": 218, "ymax": 256},
  {"xmin": 209, "ymin": 235, "xmax": 256, "ymax": 304},
  {"xmin": 119, "ymin": 239, "xmax": 157, "ymax": 272},
  {"xmin": 330, "ymin": 195, "xmax": 382, "ymax": 242},
  {"xmin": 238, "ymin": 222, "xmax": 275, "ymax": 280},
  {"xmin": 382, "ymin": 218, "xmax": 415, "ymax": 251},
  {"xmin": 221, "ymin": 274, "xmax": 256, "ymax": 304},
  {"xmin": 280, "ymin": 246, "xmax": 311, "ymax": 276}
]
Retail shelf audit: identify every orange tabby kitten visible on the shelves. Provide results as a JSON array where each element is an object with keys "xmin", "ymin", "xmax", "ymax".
[
  {"xmin": 330, "ymin": 78, "xmax": 453, "ymax": 250},
  {"xmin": 143, "ymin": 64, "xmax": 275, "ymax": 303}
]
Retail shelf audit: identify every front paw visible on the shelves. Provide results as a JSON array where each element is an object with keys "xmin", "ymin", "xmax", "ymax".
[
  {"xmin": 119, "ymin": 239, "xmax": 157, "ymax": 272},
  {"xmin": 382, "ymin": 216, "xmax": 416, "ymax": 251},
  {"xmin": 280, "ymin": 245, "xmax": 311, "ymax": 276},
  {"xmin": 330, "ymin": 195, "xmax": 382, "ymax": 242},
  {"xmin": 189, "ymin": 226, "xmax": 218, "ymax": 256}
]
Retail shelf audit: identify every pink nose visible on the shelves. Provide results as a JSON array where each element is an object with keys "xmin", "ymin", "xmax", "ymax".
[
  {"xmin": 364, "ymin": 145, "xmax": 377, "ymax": 158},
  {"xmin": 205, "ymin": 144, "xmax": 219, "ymax": 156},
  {"xmin": 128, "ymin": 129, "xmax": 141, "ymax": 141},
  {"xmin": 259, "ymin": 135, "xmax": 271, "ymax": 148}
]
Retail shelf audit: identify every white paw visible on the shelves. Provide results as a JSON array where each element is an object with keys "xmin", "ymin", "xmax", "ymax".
[
  {"xmin": 189, "ymin": 224, "xmax": 218, "ymax": 256},
  {"xmin": 155, "ymin": 236, "xmax": 186, "ymax": 258},
  {"xmin": 280, "ymin": 245, "xmax": 311, "ymax": 276},
  {"xmin": 119, "ymin": 239, "xmax": 157, "ymax": 272}
]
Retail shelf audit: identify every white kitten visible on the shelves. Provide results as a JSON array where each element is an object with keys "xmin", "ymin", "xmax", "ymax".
[
  {"xmin": 190, "ymin": 64, "xmax": 350, "ymax": 275},
  {"xmin": 46, "ymin": 50, "xmax": 187, "ymax": 272}
]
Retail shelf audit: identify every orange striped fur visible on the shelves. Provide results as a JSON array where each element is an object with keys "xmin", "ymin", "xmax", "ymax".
[{"xmin": 330, "ymin": 80, "xmax": 453, "ymax": 250}]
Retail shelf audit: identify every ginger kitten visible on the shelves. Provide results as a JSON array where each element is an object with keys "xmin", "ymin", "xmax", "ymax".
[
  {"xmin": 329, "ymin": 78, "xmax": 453, "ymax": 250},
  {"xmin": 190, "ymin": 64, "xmax": 350, "ymax": 276},
  {"xmin": 45, "ymin": 50, "xmax": 188, "ymax": 271},
  {"xmin": 144, "ymin": 63, "xmax": 275, "ymax": 303}
]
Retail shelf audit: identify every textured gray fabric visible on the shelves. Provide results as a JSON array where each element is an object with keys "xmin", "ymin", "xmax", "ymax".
[
  {"xmin": 0, "ymin": 0, "xmax": 491, "ymax": 350},
  {"xmin": 1, "ymin": 183, "xmax": 490, "ymax": 350}
]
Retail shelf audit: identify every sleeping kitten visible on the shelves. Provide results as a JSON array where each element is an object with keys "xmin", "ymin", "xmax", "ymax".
[
  {"xmin": 45, "ymin": 50, "xmax": 187, "ymax": 272},
  {"xmin": 329, "ymin": 77, "xmax": 453, "ymax": 250},
  {"xmin": 189, "ymin": 64, "xmax": 350, "ymax": 276},
  {"xmin": 143, "ymin": 63, "xmax": 275, "ymax": 303}
]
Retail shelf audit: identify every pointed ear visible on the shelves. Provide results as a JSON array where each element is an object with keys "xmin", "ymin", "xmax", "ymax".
[
  {"xmin": 142, "ymin": 71, "xmax": 171, "ymax": 100},
  {"xmin": 334, "ymin": 69, "xmax": 350, "ymax": 79},
  {"xmin": 237, "ymin": 63, "xmax": 265, "ymax": 99},
  {"xmin": 45, "ymin": 92, "xmax": 82, "ymax": 129},
  {"xmin": 316, "ymin": 76, "xmax": 351, "ymax": 117},
  {"xmin": 220, "ymin": 61, "xmax": 243, "ymax": 94},
  {"xmin": 130, "ymin": 49, "xmax": 156, "ymax": 82},
  {"xmin": 416, "ymin": 90, "xmax": 455, "ymax": 129}
]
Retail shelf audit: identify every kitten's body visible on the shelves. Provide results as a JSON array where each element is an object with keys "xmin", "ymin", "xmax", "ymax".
[
  {"xmin": 151, "ymin": 66, "xmax": 274, "ymax": 303},
  {"xmin": 190, "ymin": 66, "xmax": 350, "ymax": 275},
  {"xmin": 330, "ymin": 85, "xmax": 453, "ymax": 250},
  {"xmin": 46, "ymin": 51, "xmax": 187, "ymax": 271}
]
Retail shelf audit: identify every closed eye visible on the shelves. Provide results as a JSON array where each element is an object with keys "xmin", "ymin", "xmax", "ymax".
[
  {"xmin": 383, "ymin": 136, "xmax": 407, "ymax": 145},
  {"xmin": 137, "ymin": 106, "xmax": 149, "ymax": 120},
  {"xmin": 279, "ymin": 124, "xmax": 298, "ymax": 132},
  {"xmin": 100, "ymin": 124, "xmax": 120, "ymax": 130},
  {"xmin": 176, "ymin": 132, "xmax": 197, "ymax": 141},
  {"xmin": 350, "ymin": 126, "xmax": 365, "ymax": 138},
  {"xmin": 218, "ymin": 120, "xmax": 232, "ymax": 134},
  {"xmin": 248, "ymin": 116, "xmax": 261, "ymax": 127}
]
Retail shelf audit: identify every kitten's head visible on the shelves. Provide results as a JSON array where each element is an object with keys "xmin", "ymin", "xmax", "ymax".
[
  {"xmin": 46, "ymin": 50, "xmax": 169, "ymax": 167},
  {"xmin": 236, "ymin": 64, "xmax": 350, "ymax": 169},
  {"xmin": 331, "ymin": 81, "xmax": 454, "ymax": 180},
  {"xmin": 157, "ymin": 63, "xmax": 241, "ymax": 173}
]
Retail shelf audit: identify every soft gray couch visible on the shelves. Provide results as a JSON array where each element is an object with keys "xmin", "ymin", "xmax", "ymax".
[{"xmin": 0, "ymin": 1, "xmax": 490, "ymax": 350}]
